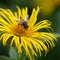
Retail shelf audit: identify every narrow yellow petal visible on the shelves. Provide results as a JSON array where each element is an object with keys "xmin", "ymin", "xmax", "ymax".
[
  {"xmin": 43, "ymin": 35, "xmax": 55, "ymax": 47},
  {"xmin": 7, "ymin": 9, "xmax": 15, "ymax": 18},
  {"xmin": 18, "ymin": 37, "xmax": 23, "ymax": 53},
  {"xmin": 21, "ymin": 7, "xmax": 28, "ymax": 19},
  {"xmin": 42, "ymin": 37, "xmax": 53, "ymax": 48},
  {"xmin": 21, "ymin": 37, "xmax": 32, "ymax": 60},
  {"xmin": 0, "ymin": 17, "xmax": 11, "ymax": 28},
  {"xmin": 24, "ymin": 37, "xmax": 43, "ymax": 54},
  {"xmin": 14, "ymin": 12, "xmax": 18, "ymax": 18},
  {"xmin": 14, "ymin": 37, "xmax": 20, "ymax": 50},
  {"xmin": 10, "ymin": 36, "xmax": 15, "ymax": 46},
  {"xmin": 23, "ymin": 37, "xmax": 37, "ymax": 56},
  {"xmin": 0, "ymin": 12, "xmax": 12, "ymax": 24},
  {"xmin": 28, "ymin": 7, "xmax": 40, "ymax": 27},
  {"xmin": 34, "ymin": 39, "xmax": 48, "ymax": 55},
  {"xmin": 16, "ymin": 6, "xmax": 21, "ymax": 19},
  {"xmin": 0, "ymin": 25, "xmax": 12, "ymax": 34},
  {"xmin": 39, "ymin": 37, "xmax": 50, "ymax": 48},
  {"xmin": 33, "ymin": 20, "xmax": 52, "ymax": 31},
  {"xmin": 32, "ymin": 32, "xmax": 56, "ymax": 48},
  {"xmin": 0, "ymin": 8, "xmax": 16, "ymax": 24},
  {"xmin": 0, "ymin": 33, "xmax": 6, "ymax": 40},
  {"xmin": 44, "ymin": 33, "xmax": 57, "ymax": 41},
  {"xmin": 3, "ymin": 34, "xmax": 12, "ymax": 46}
]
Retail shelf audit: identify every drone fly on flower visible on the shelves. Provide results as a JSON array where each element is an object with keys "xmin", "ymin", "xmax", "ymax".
[{"xmin": 15, "ymin": 15, "xmax": 29, "ymax": 29}]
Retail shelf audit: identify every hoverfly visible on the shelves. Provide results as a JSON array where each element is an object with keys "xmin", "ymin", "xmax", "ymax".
[{"xmin": 15, "ymin": 15, "xmax": 29, "ymax": 29}]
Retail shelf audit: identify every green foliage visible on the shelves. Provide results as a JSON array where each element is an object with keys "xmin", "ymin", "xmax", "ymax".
[
  {"xmin": 9, "ymin": 47, "xmax": 18, "ymax": 60},
  {"xmin": 0, "ymin": 56, "xmax": 15, "ymax": 60}
]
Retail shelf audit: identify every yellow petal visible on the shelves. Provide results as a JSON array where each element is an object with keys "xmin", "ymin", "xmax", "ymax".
[
  {"xmin": 0, "ymin": 25, "xmax": 12, "ymax": 33},
  {"xmin": 23, "ymin": 37, "xmax": 37, "ymax": 56},
  {"xmin": 21, "ymin": 37, "xmax": 32, "ymax": 60},
  {"xmin": 14, "ymin": 36, "xmax": 20, "ymax": 50},
  {"xmin": 21, "ymin": 7, "xmax": 28, "ymax": 19},
  {"xmin": 28, "ymin": 7, "xmax": 40, "ymax": 27},
  {"xmin": 3, "ymin": 34, "xmax": 12, "ymax": 46},
  {"xmin": 16, "ymin": 6, "xmax": 21, "ymax": 19},
  {"xmin": 33, "ymin": 20, "xmax": 52, "ymax": 31},
  {"xmin": 24, "ymin": 37, "xmax": 43, "ymax": 56},
  {"xmin": 7, "ymin": 9, "xmax": 15, "ymax": 18},
  {"xmin": 0, "ymin": 16, "xmax": 11, "ymax": 28},
  {"xmin": 0, "ymin": 12, "xmax": 12, "ymax": 24},
  {"xmin": 32, "ymin": 32, "xmax": 56, "ymax": 48},
  {"xmin": 33, "ymin": 38, "xmax": 48, "ymax": 55},
  {"xmin": 0, "ymin": 8, "xmax": 16, "ymax": 24},
  {"xmin": 14, "ymin": 12, "xmax": 18, "ymax": 18},
  {"xmin": 10, "ymin": 36, "xmax": 15, "ymax": 46}
]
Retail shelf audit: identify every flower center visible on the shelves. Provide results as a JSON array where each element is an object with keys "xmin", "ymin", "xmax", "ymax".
[{"xmin": 11, "ymin": 23, "xmax": 33, "ymax": 37}]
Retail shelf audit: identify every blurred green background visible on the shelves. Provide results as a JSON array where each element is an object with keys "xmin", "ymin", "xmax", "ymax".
[{"xmin": 0, "ymin": 0, "xmax": 60, "ymax": 60}]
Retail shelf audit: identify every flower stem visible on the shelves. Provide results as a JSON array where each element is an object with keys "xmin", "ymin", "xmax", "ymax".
[
  {"xmin": 18, "ymin": 54, "xmax": 21, "ymax": 60},
  {"xmin": 18, "ymin": 53, "xmax": 26, "ymax": 60}
]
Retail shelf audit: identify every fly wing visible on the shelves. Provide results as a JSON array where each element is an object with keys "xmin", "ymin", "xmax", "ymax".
[{"xmin": 24, "ymin": 15, "xmax": 29, "ymax": 21}]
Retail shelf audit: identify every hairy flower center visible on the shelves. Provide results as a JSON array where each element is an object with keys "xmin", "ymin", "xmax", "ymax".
[{"xmin": 11, "ymin": 23, "xmax": 33, "ymax": 37}]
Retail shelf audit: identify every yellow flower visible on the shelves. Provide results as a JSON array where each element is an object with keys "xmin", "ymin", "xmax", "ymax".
[{"xmin": 0, "ymin": 6, "xmax": 56, "ymax": 60}]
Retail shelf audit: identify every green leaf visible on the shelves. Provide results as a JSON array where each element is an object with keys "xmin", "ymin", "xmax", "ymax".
[
  {"xmin": 0, "ymin": 56, "xmax": 14, "ymax": 60},
  {"xmin": 54, "ymin": 33, "xmax": 60, "ymax": 37},
  {"xmin": 9, "ymin": 47, "xmax": 18, "ymax": 60}
]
